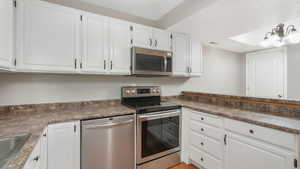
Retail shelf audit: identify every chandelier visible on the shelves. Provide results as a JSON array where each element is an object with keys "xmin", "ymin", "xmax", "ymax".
[{"xmin": 260, "ymin": 23, "xmax": 300, "ymax": 47}]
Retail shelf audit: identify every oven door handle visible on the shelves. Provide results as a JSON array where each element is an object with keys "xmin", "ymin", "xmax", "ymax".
[{"xmin": 138, "ymin": 111, "xmax": 181, "ymax": 121}]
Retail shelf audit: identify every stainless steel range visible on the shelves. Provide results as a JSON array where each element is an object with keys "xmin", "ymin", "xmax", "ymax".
[{"xmin": 121, "ymin": 86, "xmax": 181, "ymax": 169}]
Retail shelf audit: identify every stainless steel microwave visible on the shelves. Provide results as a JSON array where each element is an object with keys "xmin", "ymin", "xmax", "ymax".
[{"xmin": 131, "ymin": 47, "xmax": 173, "ymax": 76}]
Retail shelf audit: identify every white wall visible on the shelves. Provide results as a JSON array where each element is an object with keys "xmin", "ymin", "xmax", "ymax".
[
  {"xmin": 0, "ymin": 74, "xmax": 187, "ymax": 106},
  {"xmin": 183, "ymin": 45, "xmax": 245, "ymax": 95},
  {"xmin": 287, "ymin": 44, "xmax": 300, "ymax": 100},
  {"xmin": 0, "ymin": 46, "xmax": 245, "ymax": 106}
]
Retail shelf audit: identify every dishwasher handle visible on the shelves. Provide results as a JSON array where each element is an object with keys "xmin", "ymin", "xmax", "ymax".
[{"xmin": 84, "ymin": 119, "xmax": 134, "ymax": 129}]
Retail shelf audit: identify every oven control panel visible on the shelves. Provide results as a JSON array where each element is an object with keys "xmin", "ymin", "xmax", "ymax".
[{"xmin": 122, "ymin": 86, "xmax": 161, "ymax": 98}]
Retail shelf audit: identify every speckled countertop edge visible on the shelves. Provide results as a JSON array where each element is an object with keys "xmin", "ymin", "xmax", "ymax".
[
  {"xmin": 3, "ymin": 98, "xmax": 300, "ymax": 169},
  {"xmin": 170, "ymin": 99, "xmax": 300, "ymax": 134},
  {"xmin": 0, "ymin": 104, "xmax": 136, "ymax": 169}
]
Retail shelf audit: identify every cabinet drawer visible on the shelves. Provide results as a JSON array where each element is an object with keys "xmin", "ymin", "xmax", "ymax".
[
  {"xmin": 224, "ymin": 118, "xmax": 297, "ymax": 150},
  {"xmin": 190, "ymin": 120, "xmax": 223, "ymax": 140},
  {"xmin": 190, "ymin": 131, "xmax": 223, "ymax": 159},
  {"xmin": 190, "ymin": 147, "xmax": 222, "ymax": 169},
  {"xmin": 190, "ymin": 111, "xmax": 222, "ymax": 128}
]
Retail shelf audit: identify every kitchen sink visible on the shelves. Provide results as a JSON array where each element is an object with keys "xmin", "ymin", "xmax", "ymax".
[{"xmin": 0, "ymin": 133, "xmax": 30, "ymax": 169}]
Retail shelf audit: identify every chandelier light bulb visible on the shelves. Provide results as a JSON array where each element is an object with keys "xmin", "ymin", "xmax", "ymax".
[
  {"xmin": 272, "ymin": 40, "xmax": 285, "ymax": 47},
  {"xmin": 260, "ymin": 38, "xmax": 271, "ymax": 47},
  {"xmin": 287, "ymin": 32, "xmax": 300, "ymax": 44},
  {"xmin": 261, "ymin": 23, "xmax": 300, "ymax": 48}
]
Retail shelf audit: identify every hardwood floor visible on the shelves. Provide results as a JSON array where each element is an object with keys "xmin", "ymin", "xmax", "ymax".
[{"xmin": 169, "ymin": 163, "xmax": 199, "ymax": 169}]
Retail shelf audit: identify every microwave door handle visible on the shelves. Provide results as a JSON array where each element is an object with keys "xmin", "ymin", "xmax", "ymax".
[{"xmin": 164, "ymin": 56, "xmax": 167, "ymax": 72}]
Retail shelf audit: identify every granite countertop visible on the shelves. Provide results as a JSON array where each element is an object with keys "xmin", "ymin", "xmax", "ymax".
[
  {"xmin": 0, "ymin": 102, "xmax": 135, "ymax": 169},
  {"xmin": 170, "ymin": 99, "xmax": 300, "ymax": 134},
  {"xmin": 3, "ymin": 98, "xmax": 300, "ymax": 169}
]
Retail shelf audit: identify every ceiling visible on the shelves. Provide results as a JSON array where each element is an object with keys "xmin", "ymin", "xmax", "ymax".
[
  {"xmin": 168, "ymin": 0, "xmax": 300, "ymax": 53},
  {"xmin": 79, "ymin": 0, "xmax": 184, "ymax": 20}
]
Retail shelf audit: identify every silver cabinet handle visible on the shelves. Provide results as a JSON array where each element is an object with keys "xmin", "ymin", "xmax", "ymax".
[
  {"xmin": 85, "ymin": 119, "xmax": 134, "ymax": 129},
  {"xmin": 155, "ymin": 40, "xmax": 158, "ymax": 47},
  {"xmin": 110, "ymin": 61, "xmax": 113, "ymax": 70},
  {"xmin": 104, "ymin": 60, "xmax": 106, "ymax": 70},
  {"xmin": 149, "ymin": 39, "xmax": 153, "ymax": 47}
]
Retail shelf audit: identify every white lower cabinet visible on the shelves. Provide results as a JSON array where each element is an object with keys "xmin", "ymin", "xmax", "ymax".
[
  {"xmin": 183, "ymin": 108, "xmax": 299, "ymax": 169},
  {"xmin": 23, "ymin": 121, "xmax": 80, "ymax": 169},
  {"xmin": 225, "ymin": 132, "xmax": 295, "ymax": 169},
  {"xmin": 23, "ymin": 137, "xmax": 41, "ymax": 169},
  {"xmin": 47, "ymin": 121, "xmax": 80, "ymax": 169}
]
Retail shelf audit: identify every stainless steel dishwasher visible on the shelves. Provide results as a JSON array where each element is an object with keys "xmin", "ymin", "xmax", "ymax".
[{"xmin": 81, "ymin": 115, "xmax": 135, "ymax": 169}]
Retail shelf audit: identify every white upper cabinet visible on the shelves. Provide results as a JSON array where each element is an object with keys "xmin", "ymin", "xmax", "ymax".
[
  {"xmin": 81, "ymin": 12, "xmax": 109, "ymax": 74},
  {"xmin": 172, "ymin": 33, "xmax": 203, "ymax": 77},
  {"xmin": 109, "ymin": 18, "xmax": 131, "ymax": 75},
  {"xmin": 190, "ymin": 39, "xmax": 203, "ymax": 76},
  {"xmin": 172, "ymin": 33, "xmax": 190, "ymax": 76},
  {"xmin": 152, "ymin": 28, "xmax": 171, "ymax": 51},
  {"xmin": 47, "ymin": 121, "xmax": 80, "ymax": 169},
  {"xmin": 0, "ymin": 0, "xmax": 13, "ymax": 70},
  {"xmin": 132, "ymin": 24, "xmax": 171, "ymax": 51},
  {"xmin": 131, "ymin": 24, "xmax": 152, "ymax": 49},
  {"xmin": 16, "ymin": 0, "xmax": 80, "ymax": 73}
]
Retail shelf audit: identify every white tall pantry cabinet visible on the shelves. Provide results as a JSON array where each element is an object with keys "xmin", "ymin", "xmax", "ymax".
[{"xmin": 0, "ymin": 0, "xmax": 14, "ymax": 69}]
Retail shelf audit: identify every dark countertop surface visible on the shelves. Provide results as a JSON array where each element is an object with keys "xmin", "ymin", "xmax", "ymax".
[
  {"xmin": 2, "ymin": 98, "xmax": 300, "ymax": 169},
  {"xmin": 170, "ymin": 99, "xmax": 300, "ymax": 134},
  {"xmin": 0, "ymin": 102, "xmax": 135, "ymax": 169}
]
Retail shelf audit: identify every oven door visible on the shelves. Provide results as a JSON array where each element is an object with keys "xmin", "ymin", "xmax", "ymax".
[
  {"xmin": 132, "ymin": 47, "xmax": 172, "ymax": 76},
  {"xmin": 136, "ymin": 110, "xmax": 181, "ymax": 164}
]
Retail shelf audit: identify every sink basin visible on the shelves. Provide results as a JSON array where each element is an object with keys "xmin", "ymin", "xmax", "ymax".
[{"xmin": 0, "ymin": 133, "xmax": 30, "ymax": 169}]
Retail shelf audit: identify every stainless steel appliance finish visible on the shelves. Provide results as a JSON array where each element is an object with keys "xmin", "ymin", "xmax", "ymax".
[
  {"xmin": 136, "ymin": 110, "xmax": 181, "ymax": 164},
  {"xmin": 137, "ymin": 152, "xmax": 181, "ymax": 169},
  {"xmin": 81, "ymin": 115, "xmax": 135, "ymax": 169},
  {"xmin": 122, "ymin": 86, "xmax": 161, "ymax": 98},
  {"xmin": 0, "ymin": 133, "xmax": 30, "ymax": 169},
  {"xmin": 131, "ymin": 47, "xmax": 173, "ymax": 76}
]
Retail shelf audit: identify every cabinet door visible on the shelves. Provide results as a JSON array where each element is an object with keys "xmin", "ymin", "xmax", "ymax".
[
  {"xmin": 225, "ymin": 133, "xmax": 295, "ymax": 169},
  {"xmin": 0, "ymin": 0, "xmax": 13, "ymax": 69},
  {"xmin": 23, "ymin": 138, "xmax": 41, "ymax": 169},
  {"xmin": 172, "ymin": 33, "xmax": 190, "ymax": 76},
  {"xmin": 152, "ymin": 29, "xmax": 171, "ymax": 51},
  {"xmin": 16, "ymin": 0, "xmax": 80, "ymax": 73},
  {"xmin": 109, "ymin": 18, "xmax": 131, "ymax": 75},
  {"xmin": 132, "ymin": 24, "xmax": 153, "ymax": 49},
  {"xmin": 81, "ymin": 12, "xmax": 109, "ymax": 74},
  {"xmin": 48, "ymin": 121, "xmax": 80, "ymax": 169},
  {"xmin": 190, "ymin": 39, "xmax": 203, "ymax": 77},
  {"xmin": 40, "ymin": 128, "xmax": 48, "ymax": 169},
  {"xmin": 181, "ymin": 108, "xmax": 191, "ymax": 163},
  {"xmin": 246, "ymin": 48, "xmax": 287, "ymax": 99}
]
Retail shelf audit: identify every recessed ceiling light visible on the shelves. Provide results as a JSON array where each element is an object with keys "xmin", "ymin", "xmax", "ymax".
[{"xmin": 209, "ymin": 41, "xmax": 219, "ymax": 45}]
